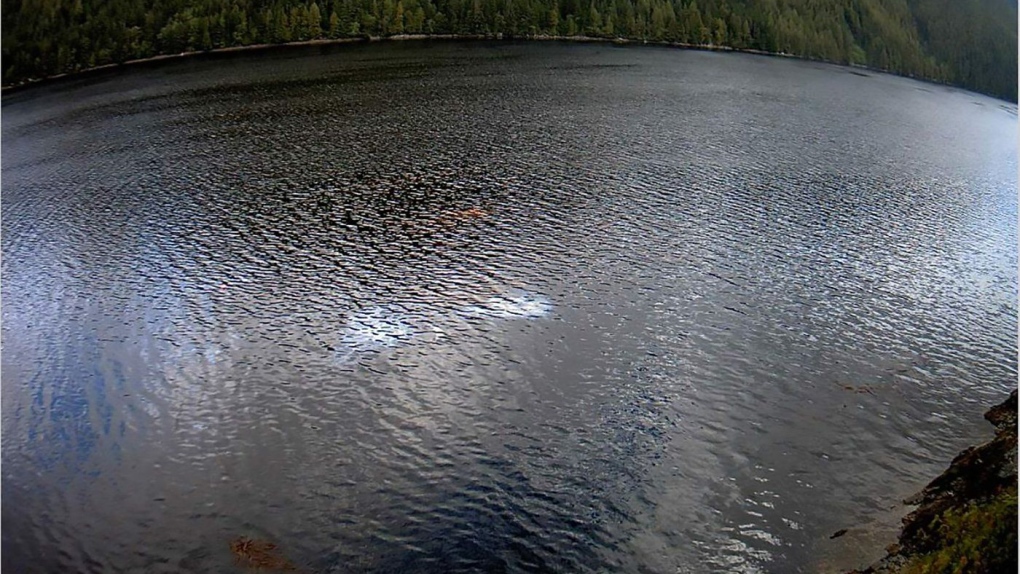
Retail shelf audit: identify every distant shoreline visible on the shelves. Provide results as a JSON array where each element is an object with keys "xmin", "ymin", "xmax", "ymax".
[{"xmin": 0, "ymin": 34, "xmax": 936, "ymax": 96}]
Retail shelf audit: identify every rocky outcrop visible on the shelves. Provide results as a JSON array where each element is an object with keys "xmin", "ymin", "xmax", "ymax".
[{"xmin": 849, "ymin": 390, "xmax": 1017, "ymax": 574}]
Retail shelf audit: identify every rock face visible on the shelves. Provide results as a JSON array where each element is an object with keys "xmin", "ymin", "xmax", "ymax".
[{"xmin": 849, "ymin": 390, "xmax": 1018, "ymax": 574}]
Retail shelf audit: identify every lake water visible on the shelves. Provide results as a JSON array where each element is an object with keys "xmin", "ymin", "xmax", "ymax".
[{"xmin": 2, "ymin": 41, "xmax": 1016, "ymax": 573}]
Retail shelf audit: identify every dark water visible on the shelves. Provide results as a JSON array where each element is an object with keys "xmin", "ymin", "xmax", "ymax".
[{"xmin": 2, "ymin": 42, "xmax": 1016, "ymax": 573}]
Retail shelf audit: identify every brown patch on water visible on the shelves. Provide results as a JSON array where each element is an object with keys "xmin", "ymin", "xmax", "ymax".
[
  {"xmin": 230, "ymin": 537, "xmax": 299, "ymax": 571},
  {"xmin": 437, "ymin": 207, "xmax": 490, "ymax": 227},
  {"xmin": 452, "ymin": 207, "xmax": 489, "ymax": 219},
  {"xmin": 401, "ymin": 207, "xmax": 491, "ymax": 238},
  {"xmin": 839, "ymin": 384, "xmax": 876, "ymax": 395}
]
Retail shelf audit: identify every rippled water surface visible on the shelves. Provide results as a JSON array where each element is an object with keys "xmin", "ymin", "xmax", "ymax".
[{"xmin": 2, "ymin": 42, "xmax": 1017, "ymax": 573}]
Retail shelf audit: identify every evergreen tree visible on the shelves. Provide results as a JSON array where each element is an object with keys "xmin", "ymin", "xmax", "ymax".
[
  {"xmin": 329, "ymin": 10, "xmax": 341, "ymax": 37},
  {"xmin": 310, "ymin": 3, "xmax": 323, "ymax": 38},
  {"xmin": 394, "ymin": 1, "xmax": 405, "ymax": 34}
]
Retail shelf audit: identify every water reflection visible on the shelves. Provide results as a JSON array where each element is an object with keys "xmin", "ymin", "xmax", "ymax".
[
  {"xmin": 2, "ymin": 42, "xmax": 1017, "ymax": 573},
  {"xmin": 335, "ymin": 289, "xmax": 552, "ymax": 365}
]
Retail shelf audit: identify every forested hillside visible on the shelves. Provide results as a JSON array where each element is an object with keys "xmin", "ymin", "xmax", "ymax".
[{"xmin": 2, "ymin": 0, "xmax": 1017, "ymax": 100}]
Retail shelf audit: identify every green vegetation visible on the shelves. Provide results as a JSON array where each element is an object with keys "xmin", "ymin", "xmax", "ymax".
[
  {"xmin": 902, "ymin": 485, "xmax": 1018, "ymax": 574},
  {"xmin": 2, "ymin": 0, "xmax": 1017, "ymax": 100}
]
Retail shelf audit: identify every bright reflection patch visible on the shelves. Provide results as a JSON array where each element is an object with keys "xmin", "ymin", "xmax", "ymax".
[
  {"xmin": 335, "ymin": 290, "xmax": 551, "ymax": 364},
  {"xmin": 457, "ymin": 290, "xmax": 553, "ymax": 319},
  {"xmin": 337, "ymin": 304, "xmax": 418, "ymax": 353}
]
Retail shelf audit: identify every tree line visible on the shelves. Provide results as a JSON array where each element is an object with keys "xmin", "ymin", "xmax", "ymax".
[{"xmin": 2, "ymin": 0, "xmax": 1016, "ymax": 100}]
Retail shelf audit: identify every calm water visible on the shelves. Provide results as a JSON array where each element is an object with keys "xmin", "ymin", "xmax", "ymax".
[{"xmin": 2, "ymin": 42, "xmax": 1016, "ymax": 573}]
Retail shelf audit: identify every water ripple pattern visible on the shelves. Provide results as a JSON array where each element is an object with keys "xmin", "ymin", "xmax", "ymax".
[{"xmin": 2, "ymin": 42, "xmax": 1016, "ymax": 573}]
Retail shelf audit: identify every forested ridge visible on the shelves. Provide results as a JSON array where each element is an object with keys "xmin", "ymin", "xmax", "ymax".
[{"xmin": 2, "ymin": 0, "xmax": 1017, "ymax": 100}]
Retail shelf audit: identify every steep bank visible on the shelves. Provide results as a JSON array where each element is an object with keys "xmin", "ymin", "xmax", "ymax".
[{"xmin": 848, "ymin": 389, "xmax": 1018, "ymax": 574}]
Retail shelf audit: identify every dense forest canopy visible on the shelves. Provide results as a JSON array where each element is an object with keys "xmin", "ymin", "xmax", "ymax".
[{"xmin": 1, "ymin": 0, "xmax": 1017, "ymax": 100}]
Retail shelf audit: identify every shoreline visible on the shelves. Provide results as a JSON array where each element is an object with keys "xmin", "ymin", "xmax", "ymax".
[
  {"xmin": 0, "ymin": 34, "xmax": 945, "ymax": 96},
  {"xmin": 846, "ymin": 389, "xmax": 1018, "ymax": 574}
]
